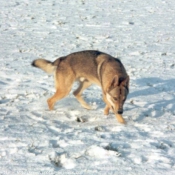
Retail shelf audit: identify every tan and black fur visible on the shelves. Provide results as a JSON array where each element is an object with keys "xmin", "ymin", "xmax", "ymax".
[{"xmin": 32, "ymin": 50, "xmax": 129, "ymax": 124}]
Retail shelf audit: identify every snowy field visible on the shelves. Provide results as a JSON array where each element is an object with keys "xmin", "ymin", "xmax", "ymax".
[{"xmin": 0, "ymin": 0, "xmax": 175, "ymax": 174}]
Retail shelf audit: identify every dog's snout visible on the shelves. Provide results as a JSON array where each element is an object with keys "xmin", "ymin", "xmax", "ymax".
[{"xmin": 117, "ymin": 109, "xmax": 123, "ymax": 114}]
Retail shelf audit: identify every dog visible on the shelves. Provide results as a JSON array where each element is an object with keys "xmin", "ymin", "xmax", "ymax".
[{"xmin": 31, "ymin": 50, "xmax": 129, "ymax": 124}]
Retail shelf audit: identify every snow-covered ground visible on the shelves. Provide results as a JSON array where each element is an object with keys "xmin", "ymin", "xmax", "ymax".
[{"xmin": 0, "ymin": 0, "xmax": 175, "ymax": 174}]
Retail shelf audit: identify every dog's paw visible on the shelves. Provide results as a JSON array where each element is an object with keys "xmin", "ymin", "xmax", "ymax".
[
  {"xmin": 82, "ymin": 104, "xmax": 92, "ymax": 110},
  {"xmin": 104, "ymin": 110, "xmax": 109, "ymax": 115},
  {"xmin": 116, "ymin": 114, "xmax": 126, "ymax": 124},
  {"xmin": 47, "ymin": 99, "xmax": 54, "ymax": 110}
]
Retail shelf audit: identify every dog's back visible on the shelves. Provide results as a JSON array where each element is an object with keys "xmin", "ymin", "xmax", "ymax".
[
  {"xmin": 53, "ymin": 50, "xmax": 126, "ymax": 84},
  {"xmin": 55, "ymin": 50, "xmax": 102, "ymax": 81}
]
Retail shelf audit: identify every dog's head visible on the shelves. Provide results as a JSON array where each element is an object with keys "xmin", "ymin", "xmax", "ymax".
[{"xmin": 106, "ymin": 75, "xmax": 129, "ymax": 114}]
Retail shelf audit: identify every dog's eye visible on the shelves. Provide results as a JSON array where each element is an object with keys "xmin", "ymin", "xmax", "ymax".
[{"xmin": 113, "ymin": 97, "xmax": 118, "ymax": 101}]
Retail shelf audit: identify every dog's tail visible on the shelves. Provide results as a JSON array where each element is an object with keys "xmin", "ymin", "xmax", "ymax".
[{"xmin": 31, "ymin": 59, "xmax": 56, "ymax": 74}]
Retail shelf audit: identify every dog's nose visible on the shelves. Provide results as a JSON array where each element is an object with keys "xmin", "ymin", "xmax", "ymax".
[{"xmin": 117, "ymin": 110, "xmax": 123, "ymax": 114}]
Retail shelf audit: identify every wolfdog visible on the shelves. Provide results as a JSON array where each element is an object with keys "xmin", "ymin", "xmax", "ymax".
[{"xmin": 32, "ymin": 50, "xmax": 129, "ymax": 124}]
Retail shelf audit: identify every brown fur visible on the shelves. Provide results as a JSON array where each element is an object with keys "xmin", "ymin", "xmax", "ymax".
[{"xmin": 31, "ymin": 50, "xmax": 129, "ymax": 124}]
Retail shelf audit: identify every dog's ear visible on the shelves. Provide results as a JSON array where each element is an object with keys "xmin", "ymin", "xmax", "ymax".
[
  {"xmin": 111, "ymin": 75, "xmax": 119, "ymax": 87},
  {"xmin": 106, "ymin": 75, "xmax": 119, "ymax": 92},
  {"xmin": 121, "ymin": 76, "xmax": 129, "ymax": 87}
]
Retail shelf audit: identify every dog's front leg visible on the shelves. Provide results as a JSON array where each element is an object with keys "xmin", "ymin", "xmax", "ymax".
[
  {"xmin": 103, "ymin": 94, "xmax": 111, "ymax": 115},
  {"xmin": 104, "ymin": 105, "xmax": 110, "ymax": 115}
]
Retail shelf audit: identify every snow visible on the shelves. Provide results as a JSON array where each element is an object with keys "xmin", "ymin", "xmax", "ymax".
[{"xmin": 0, "ymin": 0, "xmax": 175, "ymax": 174}]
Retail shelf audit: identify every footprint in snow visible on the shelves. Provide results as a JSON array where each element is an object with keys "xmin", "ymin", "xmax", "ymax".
[
  {"xmin": 49, "ymin": 140, "xmax": 60, "ymax": 148},
  {"xmin": 28, "ymin": 144, "xmax": 43, "ymax": 155},
  {"xmin": 49, "ymin": 152, "xmax": 76, "ymax": 169},
  {"xmin": 76, "ymin": 115, "xmax": 99, "ymax": 123},
  {"xmin": 0, "ymin": 99, "xmax": 10, "ymax": 104},
  {"xmin": 86, "ymin": 145, "xmax": 121, "ymax": 159},
  {"xmin": 76, "ymin": 116, "xmax": 88, "ymax": 123}
]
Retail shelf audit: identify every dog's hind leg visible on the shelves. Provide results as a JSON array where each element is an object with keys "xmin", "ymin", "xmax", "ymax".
[
  {"xmin": 47, "ymin": 72, "xmax": 74, "ymax": 110},
  {"xmin": 73, "ymin": 81, "xmax": 92, "ymax": 109},
  {"xmin": 47, "ymin": 88, "xmax": 71, "ymax": 110}
]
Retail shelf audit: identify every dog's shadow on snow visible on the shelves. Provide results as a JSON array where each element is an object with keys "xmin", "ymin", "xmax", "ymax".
[{"xmin": 128, "ymin": 77, "xmax": 175, "ymax": 121}]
